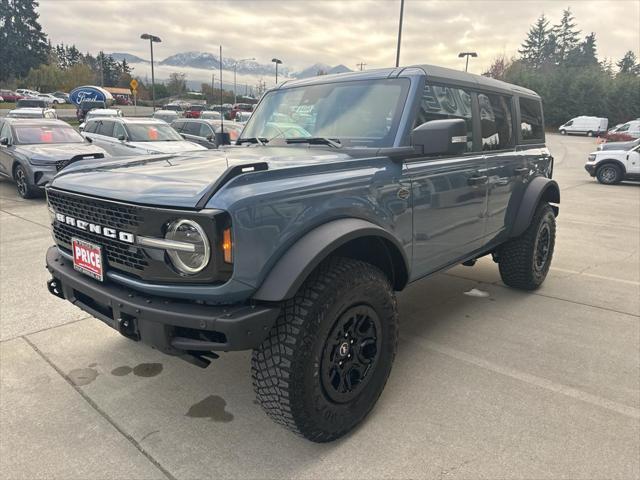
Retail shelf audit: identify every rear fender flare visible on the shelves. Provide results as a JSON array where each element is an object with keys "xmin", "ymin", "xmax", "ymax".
[
  {"xmin": 252, "ymin": 218, "xmax": 409, "ymax": 302},
  {"xmin": 510, "ymin": 176, "xmax": 560, "ymax": 238}
]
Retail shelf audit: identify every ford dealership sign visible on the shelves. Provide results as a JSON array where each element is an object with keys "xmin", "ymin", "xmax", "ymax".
[{"xmin": 68, "ymin": 86, "xmax": 114, "ymax": 106}]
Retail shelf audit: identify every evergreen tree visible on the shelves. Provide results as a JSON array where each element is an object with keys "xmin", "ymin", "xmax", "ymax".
[
  {"xmin": 0, "ymin": 0, "xmax": 49, "ymax": 82},
  {"xmin": 518, "ymin": 14, "xmax": 550, "ymax": 68},
  {"xmin": 617, "ymin": 51, "xmax": 640, "ymax": 76},
  {"xmin": 580, "ymin": 33, "xmax": 598, "ymax": 66},
  {"xmin": 553, "ymin": 8, "xmax": 581, "ymax": 62}
]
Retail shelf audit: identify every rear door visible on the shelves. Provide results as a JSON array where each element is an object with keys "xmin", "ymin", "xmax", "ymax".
[
  {"xmin": 480, "ymin": 92, "xmax": 523, "ymax": 239},
  {"xmin": 89, "ymin": 120, "xmax": 116, "ymax": 154},
  {"xmin": 0, "ymin": 121, "xmax": 13, "ymax": 175},
  {"xmin": 405, "ymin": 83, "xmax": 488, "ymax": 277}
]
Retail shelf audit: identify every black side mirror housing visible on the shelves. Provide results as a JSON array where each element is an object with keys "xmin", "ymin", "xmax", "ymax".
[
  {"xmin": 0, "ymin": 137, "xmax": 9, "ymax": 146},
  {"xmin": 117, "ymin": 134, "xmax": 126, "ymax": 141},
  {"xmin": 411, "ymin": 119, "xmax": 468, "ymax": 156},
  {"xmin": 215, "ymin": 131, "xmax": 231, "ymax": 146},
  {"xmin": 85, "ymin": 136, "xmax": 93, "ymax": 143},
  {"xmin": 206, "ymin": 134, "xmax": 214, "ymax": 142}
]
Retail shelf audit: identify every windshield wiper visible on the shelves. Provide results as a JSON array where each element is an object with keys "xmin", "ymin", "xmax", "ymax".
[
  {"xmin": 285, "ymin": 137, "xmax": 342, "ymax": 148},
  {"xmin": 237, "ymin": 137, "xmax": 268, "ymax": 146}
]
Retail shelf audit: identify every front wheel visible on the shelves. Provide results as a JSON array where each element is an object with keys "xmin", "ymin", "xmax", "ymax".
[
  {"xmin": 587, "ymin": 130, "xmax": 594, "ymax": 137},
  {"xmin": 560, "ymin": 129, "xmax": 566, "ymax": 135},
  {"xmin": 14, "ymin": 164, "xmax": 38, "ymax": 199},
  {"xmin": 252, "ymin": 257, "xmax": 398, "ymax": 442},
  {"xmin": 498, "ymin": 203, "xmax": 556, "ymax": 290},
  {"xmin": 596, "ymin": 164, "xmax": 622, "ymax": 185}
]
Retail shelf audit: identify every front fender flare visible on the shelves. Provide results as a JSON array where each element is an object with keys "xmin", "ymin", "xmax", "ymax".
[
  {"xmin": 511, "ymin": 176, "xmax": 560, "ymax": 238},
  {"xmin": 252, "ymin": 218, "xmax": 409, "ymax": 302}
]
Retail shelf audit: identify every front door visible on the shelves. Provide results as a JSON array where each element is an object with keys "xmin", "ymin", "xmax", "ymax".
[
  {"xmin": 407, "ymin": 155, "xmax": 488, "ymax": 277},
  {"xmin": 0, "ymin": 121, "xmax": 13, "ymax": 176},
  {"xmin": 627, "ymin": 146, "xmax": 640, "ymax": 175}
]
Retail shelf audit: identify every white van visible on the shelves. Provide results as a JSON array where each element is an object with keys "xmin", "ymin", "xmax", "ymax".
[{"xmin": 559, "ymin": 116, "xmax": 608, "ymax": 137}]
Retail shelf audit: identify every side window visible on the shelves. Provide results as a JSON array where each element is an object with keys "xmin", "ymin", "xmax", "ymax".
[
  {"xmin": 519, "ymin": 97, "xmax": 544, "ymax": 141},
  {"xmin": 0, "ymin": 122, "xmax": 11, "ymax": 141},
  {"xmin": 565, "ymin": 120, "xmax": 574, "ymax": 126},
  {"xmin": 183, "ymin": 122, "xmax": 201, "ymax": 136},
  {"xmin": 478, "ymin": 93, "xmax": 513, "ymax": 151},
  {"xmin": 617, "ymin": 123, "xmax": 629, "ymax": 132},
  {"xmin": 113, "ymin": 122, "xmax": 126, "ymax": 139},
  {"xmin": 172, "ymin": 121, "xmax": 185, "ymax": 132},
  {"xmin": 97, "ymin": 120, "xmax": 114, "ymax": 137},
  {"xmin": 199, "ymin": 123, "xmax": 213, "ymax": 138},
  {"xmin": 416, "ymin": 84, "xmax": 473, "ymax": 152},
  {"xmin": 84, "ymin": 120, "xmax": 98, "ymax": 134}
]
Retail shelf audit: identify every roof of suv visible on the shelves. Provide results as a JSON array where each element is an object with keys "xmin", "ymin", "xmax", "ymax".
[
  {"xmin": 1, "ymin": 118, "xmax": 66, "ymax": 126},
  {"xmin": 87, "ymin": 117, "xmax": 166, "ymax": 125},
  {"xmin": 278, "ymin": 64, "xmax": 539, "ymax": 98}
]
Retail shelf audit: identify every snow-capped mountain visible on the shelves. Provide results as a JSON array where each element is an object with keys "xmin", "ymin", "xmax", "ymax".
[
  {"xmin": 159, "ymin": 52, "xmax": 290, "ymax": 76},
  {"xmin": 109, "ymin": 52, "xmax": 149, "ymax": 64}
]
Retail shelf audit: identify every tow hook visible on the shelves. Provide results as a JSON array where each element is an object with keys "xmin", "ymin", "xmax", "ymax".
[{"xmin": 47, "ymin": 278, "xmax": 64, "ymax": 299}]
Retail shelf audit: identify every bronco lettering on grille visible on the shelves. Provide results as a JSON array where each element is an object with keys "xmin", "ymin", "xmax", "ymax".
[{"xmin": 55, "ymin": 213, "xmax": 135, "ymax": 244}]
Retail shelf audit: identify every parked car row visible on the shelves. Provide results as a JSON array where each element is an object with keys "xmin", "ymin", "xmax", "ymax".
[
  {"xmin": 0, "ymin": 89, "xmax": 70, "ymax": 103},
  {"xmin": 585, "ymin": 138, "xmax": 640, "ymax": 184}
]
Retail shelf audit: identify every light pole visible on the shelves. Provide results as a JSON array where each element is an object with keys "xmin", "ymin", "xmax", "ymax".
[
  {"xmin": 271, "ymin": 58, "xmax": 283, "ymax": 85},
  {"xmin": 234, "ymin": 57, "xmax": 255, "ymax": 104},
  {"xmin": 140, "ymin": 33, "xmax": 161, "ymax": 111},
  {"xmin": 458, "ymin": 51, "xmax": 478, "ymax": 72},
  {"xmin": 395, "ymin": 0, "xmax": 405, "ymax": 67},
  {"xmin": 356, "ymin": 62, "xmax": 367, "ymax": 71}
]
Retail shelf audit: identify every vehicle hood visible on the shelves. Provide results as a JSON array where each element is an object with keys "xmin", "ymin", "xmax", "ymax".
[
  {"xmin": 50, "ymin": 146, "xmax": 361, "ymax": 208},
  {"xmin": 128, "ymin": 140, "xmax": 207, "ymax": 154},
  {"xmin": 15, "ymin": 143, "xmax": 106, "ymax": 161}
]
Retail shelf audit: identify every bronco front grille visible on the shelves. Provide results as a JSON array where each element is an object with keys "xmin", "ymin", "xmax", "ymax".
[{"xmin": 48, "ymin": 190, "xmax": 148, "ymax": 276}]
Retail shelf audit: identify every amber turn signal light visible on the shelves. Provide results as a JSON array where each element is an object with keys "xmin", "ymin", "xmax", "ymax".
[{"xmin": 222, "ymin": 228, "xmax": 233, "ymax": 263}]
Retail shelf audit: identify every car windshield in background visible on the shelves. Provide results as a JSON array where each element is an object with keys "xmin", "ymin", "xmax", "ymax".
[
  {"xmin": 17, "ymin": 99, "xmax": 46, "ymax": 108},
  {"xmin": 14, "ymin": 125, "xmax": 85, "ymax": 144},
  {"xmin": 127, "ymin": 123, "xmax": 184, "ymax": 142},
  {"xmin": 81, "ymin": 101, "xmax": 105, "ymax": 109},
  {"xmin": 242, "ymin": 78, "xmax": 410, "ymax": 147}
]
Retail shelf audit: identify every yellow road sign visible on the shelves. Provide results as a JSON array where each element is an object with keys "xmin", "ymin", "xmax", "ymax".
[{"xmin": 129, "ymin": 79, "xmax": 138, "ymax": 90}]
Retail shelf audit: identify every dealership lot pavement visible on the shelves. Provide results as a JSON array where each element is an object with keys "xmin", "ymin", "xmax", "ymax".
[{"xmin": 1, "ymin": 134, "xmax": 638, "ymax": 479}]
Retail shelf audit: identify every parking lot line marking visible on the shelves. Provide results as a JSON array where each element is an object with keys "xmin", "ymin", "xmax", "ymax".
[
  {"xmin": 22, "ymin": 336, "xmax": 178, "ymax": 480},
  {"xmin": 0, "ymin": 207, "xmax": 50, "ymax": 230},
  {"xmin": 404, "ymin": 336, "xmax": 640, "ymax": 420},
  {"xmin": 551, "ymin": 267, "xmax": 640, "ymax": 286},
  {"xmin": 1, "ymin": 316, "xmax": 93, "ymax": 343}
]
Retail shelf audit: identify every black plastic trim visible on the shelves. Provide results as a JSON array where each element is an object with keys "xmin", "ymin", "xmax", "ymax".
[{"xmin": 510, "ymin": 176, "xmax": 560, "ymax": 238}]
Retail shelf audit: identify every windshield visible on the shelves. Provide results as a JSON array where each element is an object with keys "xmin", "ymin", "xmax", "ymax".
[
  {"xmin": 242, "ymin": 79, "xmax": 409, "ymax": 147},
  {"xmin": 126, "ymin": 123, "xmax": 183, "ymax": 142},
  {"xmin": 14, "ymin": 125, "xmax": 85, "ymax": 144}
]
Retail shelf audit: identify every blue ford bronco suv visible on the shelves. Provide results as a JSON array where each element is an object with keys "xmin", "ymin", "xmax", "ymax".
[{"xmin": 45, "ymin": 65, "xmax": 559, "ymax": 442}]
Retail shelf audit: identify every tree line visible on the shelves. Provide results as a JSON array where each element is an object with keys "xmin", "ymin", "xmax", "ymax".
[{"xmin": 484, "ymin": 9, "xmax": 640, "ymax": 127}]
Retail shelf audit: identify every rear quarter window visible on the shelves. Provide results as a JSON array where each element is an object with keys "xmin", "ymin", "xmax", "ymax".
[
  {"xmin": 478, "ymin": 93, "xmax": 513, "ymax": 151},
  {"xmin": 519, "ymin": 97, "xmax": 544, "ymax": 142}
]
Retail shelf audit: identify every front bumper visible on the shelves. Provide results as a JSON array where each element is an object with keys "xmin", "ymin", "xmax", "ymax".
[
  {"xmin": 45, "ymin": 246, "xmax": 280, "ymax": 364},
  {"xmin": 584, "ymin": 163, "xmax": 596, "ymax": 176}
]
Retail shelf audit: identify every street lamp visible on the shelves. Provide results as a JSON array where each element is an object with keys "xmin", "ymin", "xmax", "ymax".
[
  {"xmin": 271, "ymin": 58, "xmax": 283, "ymax": 85},
  {"xmin": 458, "ymin": 51, "xmax": 478, "ymax": 72},
  {"xmin": 234, "ymin": 57, "xmax": 255, "ymax": 104},
  {"xmin": 140, "ymin": 33, "xmax": 161, "ymax": 111}
]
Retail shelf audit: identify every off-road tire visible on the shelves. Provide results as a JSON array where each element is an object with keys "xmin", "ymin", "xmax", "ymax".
[
  {"xmin": 596, "ymin": 163, "xmax": 622, "ymax": 185},
  {"xmin": 252, "ymin": 257, "xmax": 398, "ymax": 442},
  {"xmin": 13, "ymin": 164, "xmax": 38, "ymax": 199},
  {"xmin": 498, "ymin": 203, "xmax": 556, "ymax": 290}
]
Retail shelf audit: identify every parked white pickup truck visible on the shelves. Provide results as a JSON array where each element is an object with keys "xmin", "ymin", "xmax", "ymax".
[{"xmin": 585, "ymin": 144, "xmax": 640, "ymax": 184}]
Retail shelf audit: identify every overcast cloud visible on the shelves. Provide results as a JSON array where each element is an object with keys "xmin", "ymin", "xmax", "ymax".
[{"xmin": 37, "ymin": 0, "xmax": 639, "ymax": 74}]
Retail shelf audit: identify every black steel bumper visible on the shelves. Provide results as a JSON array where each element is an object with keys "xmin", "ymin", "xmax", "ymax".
[
  {"xmin": 45, "ymin": 246, "xmax": 280, "ymax": 365},
  {"xmin": 584, "ymin": 164, "xmax": 596, "ymax": 176}
]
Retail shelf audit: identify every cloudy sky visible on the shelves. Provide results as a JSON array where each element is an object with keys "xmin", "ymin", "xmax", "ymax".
[{"xmin": 38, "ymin": 0, "xmax": 639, "ymax": 74}]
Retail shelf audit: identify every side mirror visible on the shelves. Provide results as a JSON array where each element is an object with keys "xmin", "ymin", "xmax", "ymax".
[
  {"xmin": 206, "ymin": 134, "xmax": 214, "ymax": 142},
  {"xmin": 215, "ymin": 131, "xmax": 231, "ymax": 146},
  {"xmin": 0, "ymin": 137, "xmax": 9, "ymax": 146},
  {"xmin": 85, "ymin": 136, "xmax": 93, "ymax": 143},
  {"xmin": 411, "ymin": 119, "xmax": 467, "ymax": 156},
  {"xmin": 117, "ymin": 134, "xmax": 126, "ymax": 141}
]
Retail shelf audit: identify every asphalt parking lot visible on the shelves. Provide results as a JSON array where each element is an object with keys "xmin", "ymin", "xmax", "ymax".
[{"xmin": 1, "ymin": 134, "xmax": 638, "ymax": 479}]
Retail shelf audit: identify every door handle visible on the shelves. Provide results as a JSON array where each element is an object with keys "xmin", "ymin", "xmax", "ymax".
[
  {"xmin": 514, "ymin": 167, "xmax": 529, "ymax": 175},
  {"xmin": 467, "ymin": 175, "xmax": 488, "ymax": 186}
]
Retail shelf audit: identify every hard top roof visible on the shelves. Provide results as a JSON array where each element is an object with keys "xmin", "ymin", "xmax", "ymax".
[{"xmin": 277, "ymin": 63, "xmax": 539, "ymax": 98}]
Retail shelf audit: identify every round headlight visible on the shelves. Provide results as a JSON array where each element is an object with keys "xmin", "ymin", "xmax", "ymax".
[{"xmin": 165, "ymin": 219, "xmax": 210, "ymax": 275}]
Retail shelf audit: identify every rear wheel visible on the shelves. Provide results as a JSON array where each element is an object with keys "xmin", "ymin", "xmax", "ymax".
[
  {"xmin": 596, "ymin": 164, "xmax": 622, "ymax": 185},
  {"xmin": 252, "ymin": 257, "xmax": 398, "ymax": 442},
  {"xmin": 587, "ymin": 130, "xmax": 594, "ymax": 137},
  {"xmin": 498, "ymin": 203, "xmax": 556, "ymax": 290},
  {"xmin": 13, "ymin": 164, "xmax": 38, "ymax": 199}
]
